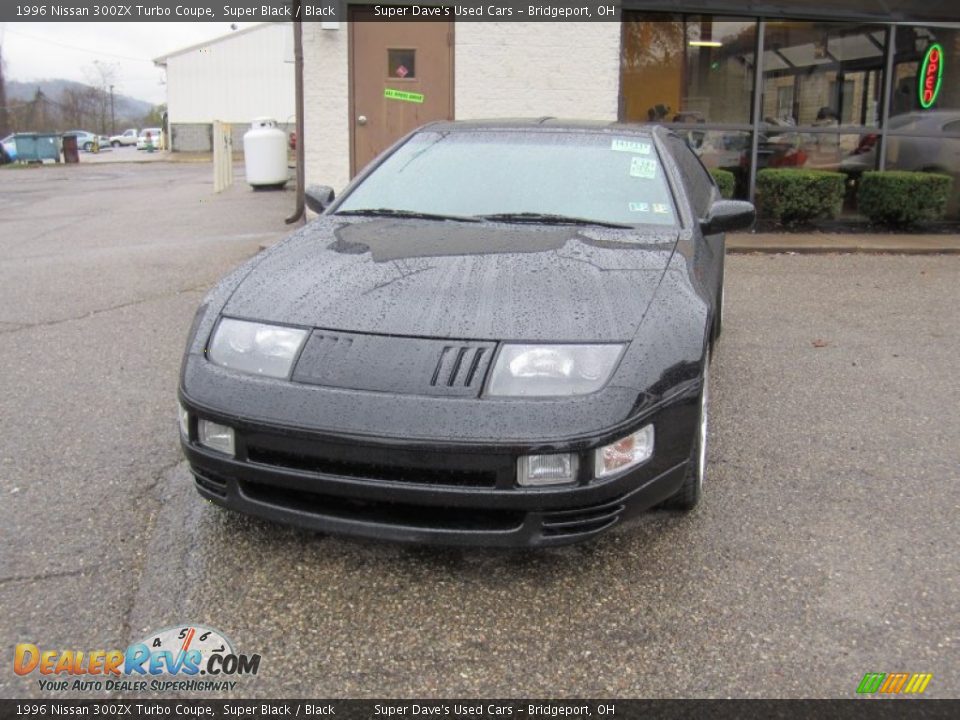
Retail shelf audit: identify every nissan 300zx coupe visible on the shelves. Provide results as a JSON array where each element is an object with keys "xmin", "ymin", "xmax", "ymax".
[{"xmin": 178, "ymin": 120, "xmax": 755, "ymax": 547}]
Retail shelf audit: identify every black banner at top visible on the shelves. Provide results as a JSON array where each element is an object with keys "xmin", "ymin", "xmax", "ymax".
[
  {"xmin": 0, "ymin": 700, "xmax": 959, "ymax": 720},
  {"xmin": 5, "ymin": 0, "xmax": 960, "ymax": 22},
  {"xmin": 2, "ymin": 1, "xmax": 625, "ymax": 23}
]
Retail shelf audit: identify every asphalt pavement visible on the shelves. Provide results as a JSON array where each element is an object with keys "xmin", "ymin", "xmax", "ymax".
[{"xmin": 0, "ymin": 162, "xmax": 957, "ymax": 699}]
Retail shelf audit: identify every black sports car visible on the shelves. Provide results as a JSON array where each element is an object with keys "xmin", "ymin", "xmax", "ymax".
[{"xmin": 178, "ymin": 120, "xmax": 755, "ymax": 547}]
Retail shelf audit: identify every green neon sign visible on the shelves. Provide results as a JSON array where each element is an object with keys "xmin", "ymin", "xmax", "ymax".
[
  {"xmin": 384, "ymin": 88, "xmax": 424, "ymax": 104},
  {"xmin": 918, "ymin": 43, "xmax": 944, "ymax": 110}
]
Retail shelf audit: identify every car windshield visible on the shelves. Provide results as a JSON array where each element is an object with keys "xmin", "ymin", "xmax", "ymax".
[{"xmin": 336, "ymin": 130, "xmax": 678, "ymax": 227}]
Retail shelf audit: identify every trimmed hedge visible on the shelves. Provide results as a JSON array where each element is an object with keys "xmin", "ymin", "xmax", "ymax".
[
  {"xmin": 710, "ymin": 168, "xmax": 735, "ymax": 199},
  {"xmin": 755, "ymin": 169, "xmax": 846, "ymax": 225},
  {"xmin": 858, "ymin": 171, "xmax": 954, "ymax": 227}
]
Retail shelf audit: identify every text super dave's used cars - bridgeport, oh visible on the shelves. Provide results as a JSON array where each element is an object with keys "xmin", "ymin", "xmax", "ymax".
[{"xmin": 177, "ymin": 120, "xmax": 755, "ymax": 547}]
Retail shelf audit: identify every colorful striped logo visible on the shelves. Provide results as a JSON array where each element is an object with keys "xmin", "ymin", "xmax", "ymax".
[{"xmin": 857, "ymin": 672, "xmax": 933, "ymax": 695}]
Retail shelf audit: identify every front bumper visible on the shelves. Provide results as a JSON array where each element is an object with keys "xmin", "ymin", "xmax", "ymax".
[{"xmin": 178, "ymin": 392, "xmax": 698, "ymax": 548}]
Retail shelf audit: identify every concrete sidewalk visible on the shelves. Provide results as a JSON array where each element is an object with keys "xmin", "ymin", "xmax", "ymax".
[{"xmin": 728, "ymin": 231, "xmax": 960, "ymax": 254}]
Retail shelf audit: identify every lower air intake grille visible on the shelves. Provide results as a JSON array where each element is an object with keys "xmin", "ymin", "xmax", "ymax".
[
  {"xmin": 247, "ymin": 438, "xmax": 506, "ymax": 488},
  {"xmin": 239, "ymin": 481, "xmax": 525, "ymax": 532},
  {"xmin": 540, "ymin": 496, "xmax": 627, "ymax": 538}
]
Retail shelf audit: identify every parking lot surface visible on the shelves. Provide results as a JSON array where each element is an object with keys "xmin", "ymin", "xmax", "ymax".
[{"xmin": 0, "ymin": 163, "xmax": 957, "ymax": 698}]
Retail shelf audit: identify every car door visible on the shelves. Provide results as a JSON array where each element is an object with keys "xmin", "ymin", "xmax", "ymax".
[{"xmin": 667, "ymin": 136, "xmax": 723, "ymax": 301}]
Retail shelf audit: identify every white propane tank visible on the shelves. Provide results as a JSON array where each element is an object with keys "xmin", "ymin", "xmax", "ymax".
[{"xmin": 243, "ymin": 118, "xmax": 288, "ymax": 188}]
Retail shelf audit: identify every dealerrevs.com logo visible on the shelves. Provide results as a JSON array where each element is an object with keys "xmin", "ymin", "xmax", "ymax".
[
  {"xmin": 14, "ymin": 624, "xmax": 261, "ymax": 693},
  {"xmin": 856, "ymin": 672, "xmax": 933, "ymax": 696}
]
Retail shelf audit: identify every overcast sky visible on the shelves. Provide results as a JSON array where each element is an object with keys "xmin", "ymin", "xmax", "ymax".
[{"xmin": 1, "ymin": 22, "xmax": 259, "ymax": 104}]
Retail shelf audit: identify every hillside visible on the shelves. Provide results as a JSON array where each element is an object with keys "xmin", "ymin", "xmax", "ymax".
[{"xmin": 8, "ymin": 79, "xmax": 154, "ymax": 119}]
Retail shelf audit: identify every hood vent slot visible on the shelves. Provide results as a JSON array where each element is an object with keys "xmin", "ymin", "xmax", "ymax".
[{"xmin": 433, "ymin": 346, "xmax": 488, "ymax": 388}]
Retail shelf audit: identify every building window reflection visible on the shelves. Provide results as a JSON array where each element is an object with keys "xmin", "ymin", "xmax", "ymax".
[{"xmin": 620, "ymin": 16, "xmax": 757, "ymax": 125}]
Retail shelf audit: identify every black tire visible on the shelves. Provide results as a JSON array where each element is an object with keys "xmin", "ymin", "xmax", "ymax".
[
  {"xmin": 83, "ymin": 142, "xmax": 93, "ymax": 152},
  {"xmin": 661, "ymin": 354, "xmax": 709, "ymax": 511},
  {"xmin": 111, "ymin": 141, "xmax": 121, "ymax": 148}
]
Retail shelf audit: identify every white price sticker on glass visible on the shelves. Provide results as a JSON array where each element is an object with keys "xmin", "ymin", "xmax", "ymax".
[
  {"xmin": 630, "ymin": 157, "xmax": 658, "ymax": 179},
  {"xmin": 612, "ymin": 139, "xmax": 652, "ymax": 154}
]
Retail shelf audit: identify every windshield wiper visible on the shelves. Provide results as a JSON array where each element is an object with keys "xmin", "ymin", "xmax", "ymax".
[
  {"xmin": 334, "ymin": 208, "xmax": 480, "ymax": 222},
  {"xmin": 477, "ymin": 212, "xmax": 633, "ymax": 229}
]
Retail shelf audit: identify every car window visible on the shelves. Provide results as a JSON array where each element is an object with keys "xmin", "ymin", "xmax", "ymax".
[
  {"xmin": 667, "ymin": 136, "xmax": 716, "ymax": 219},
  {"xmin": 337, "ymin": 130, "xmax": 678, "ymax": 226}
]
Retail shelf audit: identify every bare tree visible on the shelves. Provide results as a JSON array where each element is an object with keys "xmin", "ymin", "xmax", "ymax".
[
  {"xmin": 0, "ymin": 42, "xmax": 9, "ymax": 136},
  {"xmin": 84, "ymin": 61, "xmax": 119, "ymax": 134},
  {"xmin": 27, "ymin": 88, "xmax": 55, "ymax": 130},
  {"xmin": 60, "ymin": 85, "xmax": 101, "ymax": 130}
]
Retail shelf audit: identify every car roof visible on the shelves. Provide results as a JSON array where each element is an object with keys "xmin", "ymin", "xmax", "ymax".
[{"xmin": 420, "ymin": 118, "xmax": 662, "ymax": 137}]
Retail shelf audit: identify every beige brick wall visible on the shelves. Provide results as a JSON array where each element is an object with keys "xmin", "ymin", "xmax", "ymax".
[
  {"xmin": 303, "ymin": 22, "xmax": 622, "ymax": 192},
  {"xmin": 302, "ymin": 23, "xmax": 351, "ymax": 193},
  {"xmin": 454, "ymin": 22, "xmax": 621, "ymax": 120}
]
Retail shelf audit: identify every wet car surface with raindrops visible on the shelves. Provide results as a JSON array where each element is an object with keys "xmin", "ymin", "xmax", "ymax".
[{"xmin": 178, "ymin": 120, "xmax": 756, "ymax": 546}]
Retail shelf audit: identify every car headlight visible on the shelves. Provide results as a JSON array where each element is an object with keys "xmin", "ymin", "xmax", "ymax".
[
  {"xmin": 198, "ymin": 419, "xmax": 235, "ymax": 456},
  {"xmin": 594, "ymin": 424, "xmax": 654, "ymax": 479},
  {"xmin": 485, "ymin": 344, "xmax": 624, "ymax": 397},
  {"xmin": 178, "ymin": 402, "xmax": 190, "ymax": 438},
  {"xmin": 517, "ymin": 453, "xmax": 579, "ymax": 486},
  {"xmin": 207, "ymin": 318, "xmax": 308, "ymax": 379}
]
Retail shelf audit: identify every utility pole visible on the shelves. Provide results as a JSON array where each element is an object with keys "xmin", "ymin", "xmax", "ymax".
[{"xmin": 109, "ymin": 84, "xmax": 115, "ymax": 134}]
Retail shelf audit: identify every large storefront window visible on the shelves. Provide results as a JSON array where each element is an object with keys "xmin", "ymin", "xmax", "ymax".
[
  {"xmin": 620, "ymin": 15, "xmax": 757, "ymax": 125},
  {"xmin": 757, "ymin": 22, "xmax": 886, "ymax": 180},
  {"xmin": 618, "ymin": 14, "xmax": 958, "ymax": 219},
  {"xmin": 761, "ymin": 22, "xmax": 886, "ymax": 129}
]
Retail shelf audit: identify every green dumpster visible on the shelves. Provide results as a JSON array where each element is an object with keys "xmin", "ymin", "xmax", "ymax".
[{"xmin": 10, "ymin": 133, "xmax": 61, "ymax": 163}]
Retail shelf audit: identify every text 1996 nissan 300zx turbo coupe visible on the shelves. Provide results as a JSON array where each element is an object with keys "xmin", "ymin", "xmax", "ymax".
[{"xmin": 178, "ymin": 120, "xmax": 755, "ymax": 547}]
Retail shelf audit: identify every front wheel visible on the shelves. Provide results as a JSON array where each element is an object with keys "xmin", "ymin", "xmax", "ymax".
[
  {"xmin": 111, "ymin": 141, "xmax": 121, "ymax": 148},
  {"xmin": 661, "ymin": 355, "xmax": 709, "ymax": 511},
  {"xmin": 83, "ymin": 142, "xmax": 93, "ymax": 152}
]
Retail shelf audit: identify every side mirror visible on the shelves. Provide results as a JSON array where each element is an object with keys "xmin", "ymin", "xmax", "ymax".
[
  {"xmin": 700, "ymin": 200, "xmax": 755, "ymax": 235},
  {"xmin": 305, "ymin": 185, "xmax": 335, "ymax": 214}
]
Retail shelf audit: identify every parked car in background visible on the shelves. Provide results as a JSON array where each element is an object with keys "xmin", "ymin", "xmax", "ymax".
[
  {"xmin": 177, "ymin": 120, "xmax": 756, "ymax": 547},
  {"xmin": 62, "ymin": 130, "xmax": 99, "ymax": 152},
  {"xmin": 109, "ymin": 129, "xmax": 139, "ymax": 147},
  {"xmin": 1, "ymin": 134, "xmax": 16, "ymax": 163},
  {"xmin": 137, "ymin": 128, "xmax": 162, "ymax": 150},
  {"xmin": 841, "ymin": 111, "xmax": 960, "ymax": 176}
]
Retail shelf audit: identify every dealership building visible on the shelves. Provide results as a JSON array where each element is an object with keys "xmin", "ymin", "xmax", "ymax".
[{"xmin": 302, "ymin": 1, "xmax": 960, "ymax": 218}]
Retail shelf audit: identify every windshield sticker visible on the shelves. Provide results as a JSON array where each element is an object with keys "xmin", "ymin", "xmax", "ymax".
[
  {"xmin": 652, "ymin": 203, "xmax": 671, "ymax": 215},
  {"xmin": 630, "ymin": 157, "xmax": 658, "ymax": 179},
  {"xmin": 612, "ymin": 139, "xmax": 652, "ymax": 154},
  {"xmin": 628, "ymin": 202, "xmax": 651, "ymax": 213},
  {"xmin": 384, "ymin": 88, "xmax": 425, "ymax": 104}
]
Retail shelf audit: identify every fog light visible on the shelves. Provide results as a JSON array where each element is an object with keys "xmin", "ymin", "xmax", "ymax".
[
  {"xmin": 517, "ymin": 453, "xmax": 578, "ymax": 486},
  {"xmin": 198, "ymin": 419, "xmax": 235, "ymax": 457},
  {"xmin": 594, "ymin": 425, "xmax": 654, "ymax": 479},
  {"xmin": 178, "ymin": 402, "xmax": 190, "ymax": 438}
]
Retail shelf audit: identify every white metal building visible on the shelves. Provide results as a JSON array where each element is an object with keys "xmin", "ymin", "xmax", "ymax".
[{"xmin": 154, "ymin": 23, "xmax": 295, "ymax": 153}]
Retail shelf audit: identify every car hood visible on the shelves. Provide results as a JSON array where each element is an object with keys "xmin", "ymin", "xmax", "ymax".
[{"xmin": 223, "ymin": 217, "xmax": 678, "ymax": 342}]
